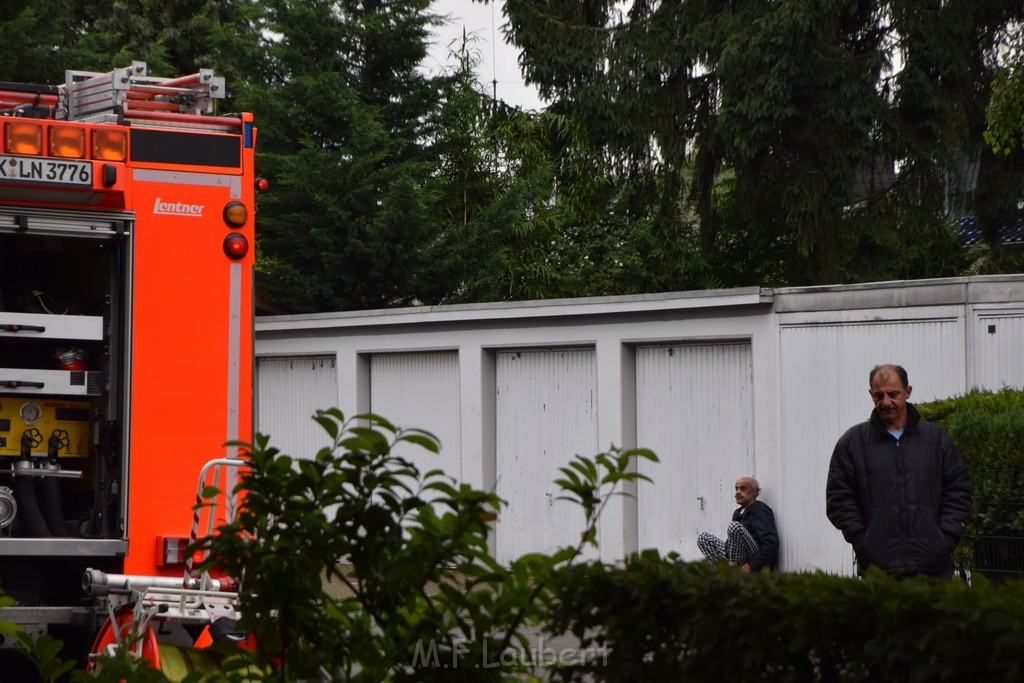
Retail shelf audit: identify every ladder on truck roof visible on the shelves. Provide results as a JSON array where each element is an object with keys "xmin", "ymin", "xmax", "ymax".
[{"xmin": 0, "ymin": 61, "xmax": 230, "ymax": 128}]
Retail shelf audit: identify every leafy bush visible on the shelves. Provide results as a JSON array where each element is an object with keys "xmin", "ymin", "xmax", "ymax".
[
  {"xmin": 918, "ymin": 388, "xmax": 1024, "ymax": 579},
  {"xmin": 5, "ymin": 410, "xmax": 654, "ymax": 682},
  {"xmin": 546, "ymin": 553, "xmax": 1024, "ymax": 682},
  {"xmin": 918, "ymin": 389, "xmax": 1024, "ymax": 534},
  {"xmin": 193, "ymin": 409, "xmax": 655, "ymax": 681}
]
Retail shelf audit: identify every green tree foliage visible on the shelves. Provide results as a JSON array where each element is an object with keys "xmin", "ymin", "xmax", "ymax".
[
  {"xmin": 2, "ymin": 0, "xmax": 1016, "ymax": 308},
  {"xmin": 504, "ymin": 0, "xmax": 1022, "ymax": 286},
  {"xmin": 420, "ymin": 46, "xmax": 718, "ymax": 304},
  {"xmin": 985, "ymin": 19, "xmax": 1024, "ymax": 156},
  {"xmin": 0, "ymin": 0, "xmax": 74, "ymax": 83},
  {"xmin": 242, "ymin": 0, "xmax": 455, "ymax": 311},
  {"xmin": 0, "ymin": 0, "xmax": 262, "ymax": 113}
]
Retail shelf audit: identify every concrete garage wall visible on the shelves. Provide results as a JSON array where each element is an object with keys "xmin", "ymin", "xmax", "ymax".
[{"xmin": 255, "ymin": 275, "xmax": 1024, "ymax": 573}]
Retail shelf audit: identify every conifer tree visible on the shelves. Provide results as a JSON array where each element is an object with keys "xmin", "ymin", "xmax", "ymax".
[
  {"xmin": 240, "ymin": 0, "xmax": 452, "ymax": 311},
  {"xmin": 504, "ymin": 0, "xmax": 1023, "ymax": 285}
]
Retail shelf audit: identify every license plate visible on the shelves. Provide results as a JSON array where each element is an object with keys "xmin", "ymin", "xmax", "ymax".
[{"xmin": 0, "ymin": 155, "xmax": 93, "ymax": 187}]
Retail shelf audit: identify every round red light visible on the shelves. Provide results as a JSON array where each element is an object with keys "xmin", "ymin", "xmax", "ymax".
[
  {"xmin": 256, "ymin": 177, "xmax": 270, "ymax": 191},
  {"xmin": 223, "ymin": 233, "xmax": 249, "ymax": 259}
]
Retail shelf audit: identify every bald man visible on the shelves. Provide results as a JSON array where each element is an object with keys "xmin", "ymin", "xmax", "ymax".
[
  {"xmin": 698, "ymin": 477, "xmax": 779, "ymax": 572},
  {"xmin": 826, "ymin": 364, "xmax": 972, "ymax": 579}
]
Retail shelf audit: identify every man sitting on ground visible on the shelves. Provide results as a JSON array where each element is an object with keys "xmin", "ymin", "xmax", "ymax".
[{"xmin": 697, "ymin": 477, "xmax": 779, "ymax": 572}]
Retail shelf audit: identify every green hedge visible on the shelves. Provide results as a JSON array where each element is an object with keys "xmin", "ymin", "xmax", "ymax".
[
  {"xmin": 918, "ymin": 388, "xmax": 1024, "ymax": 579},
  {"xmin": 546, "ymin": 553, "xmax": 1024, "ymax": 682},
  {"xmin": 918, "ymin": 387, "xmax": 1024, "ymax": 535},
  {"xmin": 921, "ymin": 387, "xmax": 1024, "ymax": 532}
]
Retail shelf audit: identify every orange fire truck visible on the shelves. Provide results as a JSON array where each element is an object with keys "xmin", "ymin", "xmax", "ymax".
[{"xmin": 0, "ymin": 62, "xmax": 256, "ymax": 674}]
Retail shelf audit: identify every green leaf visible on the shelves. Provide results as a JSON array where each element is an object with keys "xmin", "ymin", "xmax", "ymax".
[
  {"xmin": 399, "ymin": 432, "xmax": 441, "ymax": 453},
  {"xmin": 313, "ymin": 413, "xmax": 340, "ymax": 441}
]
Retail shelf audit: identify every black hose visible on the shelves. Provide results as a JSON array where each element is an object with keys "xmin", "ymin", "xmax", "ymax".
[
  {"xmin": 40, "ymin": 475, "xmax": 67, "ymax": 536},
  {"xmin": 42, "ymin": 431, "xmax": 70, "ymax": 536},
  {"xmin": 12, "ymin": 477, "xmax": 51, "ymax": 538}
]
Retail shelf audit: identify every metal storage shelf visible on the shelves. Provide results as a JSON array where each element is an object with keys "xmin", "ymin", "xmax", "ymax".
[
  {"xmin": 0, "ymin": 312, "xmax": 104, "ymax": 341},
  {"xmin": 0, "ymin": 369, "xmax": 105, "ymax": 396},
  {"xmin": 0, "ymin": 538, "xmax": 127, "ymax": 557}
]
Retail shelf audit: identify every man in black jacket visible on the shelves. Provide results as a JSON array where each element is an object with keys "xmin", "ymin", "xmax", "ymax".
[
  {"xmin": 826, "ymin": 364, "xmax": 972, "ymax": 579},
  {"xmin": 698, "ymin": 477, "xmax": 779, "ymax": 572}
]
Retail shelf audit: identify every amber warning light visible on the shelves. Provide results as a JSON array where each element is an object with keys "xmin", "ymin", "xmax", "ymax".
[
  {"xmin": 2, "ymin": 120, "xmax": 127, "ymax": 162},
  {"xmin": 6, "ymin": 121, "xmax": 43, "ymax": 155},
  {"xmin": 49, "ymin": 126, "xmax": 86, "ymax": 158},
  {"xmin": 223, "ymin": 201, "xmax": 248, "ymax": 228}
]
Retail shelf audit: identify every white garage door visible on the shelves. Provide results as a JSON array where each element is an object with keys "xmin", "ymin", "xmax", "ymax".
[
  {"xmin": 635, "ymin": 342, "xmax": 755, "ymax": 561},
  {"xmin": 369, "ymin": 351, "xmax": 462, "ymax": 485},
  {"xmin": 777, "ymin": 317, "xmax": 964, "ymax": 574},
  {"xmin": 973, "ymin": 310, "xmax": 1024, "ymax": 391},
  {"xmin": 256, "ymin": 355, "xmax": 338, "ymax": 461},
  {"xmin": 494, "ymin": 348, "xmax": 598, "ymax": 562}
]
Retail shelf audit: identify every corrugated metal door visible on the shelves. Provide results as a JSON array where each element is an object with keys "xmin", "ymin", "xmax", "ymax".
[
  {"xmin": 256, "ymin": 355, "xmax": 338, "ymax": 460},
  {"xmin": 369, "ymin": 351, "xmax": 462, "ymax": 484},
  {"xmin": 635, "ymin": 342, "xmax": 754, "ymax": 560},
  {"xmin": 778, "ymin": 318, "xmax": 964, "ymax": 574},
  {"xmin": 973, "ymin": 311, "xmax": 1024, "ymax": 390},
  {"xmin": 495, "ymin": 348, "xmax": 598, "ymax": 561}
]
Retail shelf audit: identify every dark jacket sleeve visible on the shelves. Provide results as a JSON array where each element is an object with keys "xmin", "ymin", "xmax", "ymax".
[
  {"xmin": 826, "ymin": 429, "xmax": 866, "ymax": 548},
  {"xmin": 938, "ymin": 432, "xmax": 972, "ymax": 542},
  {"xmin": 746, "ymin": 502, "xmax": 779, "ymax": 571}
]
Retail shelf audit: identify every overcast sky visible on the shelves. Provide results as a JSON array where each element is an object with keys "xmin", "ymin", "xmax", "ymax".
[{"xmin": 425, "ymin": 0, "xmax": 547, "ymax": 111}]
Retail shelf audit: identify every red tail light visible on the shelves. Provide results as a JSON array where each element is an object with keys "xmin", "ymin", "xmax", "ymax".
[{"xmin": 223, "ymin": 233, "xmax": 249, "ymax": 259}]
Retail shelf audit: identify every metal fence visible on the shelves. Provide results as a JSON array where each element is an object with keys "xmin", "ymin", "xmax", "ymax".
[{"xmin": 960, "ymin": 534, "xmax": 1024, "ymax": 582}]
